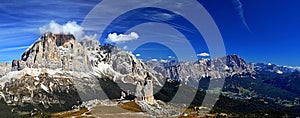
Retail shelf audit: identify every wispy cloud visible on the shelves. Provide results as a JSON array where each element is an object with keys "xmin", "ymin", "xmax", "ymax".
[
  {"xmin": 232, "ymin": 0, "xmax": 251, "ymax": 31},
  {"xmin": 0, "ymin": 46, "xmax": 29, "ymax": 53}
]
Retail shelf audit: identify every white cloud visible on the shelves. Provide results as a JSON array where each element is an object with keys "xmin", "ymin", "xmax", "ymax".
[
  {"xmin": 151, "ymin": 13, "xmax": 175, "ymax": 21},
  {"xmin": 135, "ymin": 53, "xmax": 141, "ymax": 57},
  {"xmin": 39, "ymin": 20, "xmax": 98, "ymax": 41},
  {"xmin": 197, "ymin": 52, "xmax": 210, "ymax": 57},
  {"xmin": 150, "ymin": 59, "xmax": 158, "ymax": 62},
  {"xmin": 39, "ymin": 20, "xmax": 83, "ymax": 40},
  {"xmin": 106, "ymin": 32, "xmax": 139, "ymax": 43},
  {"xmin": 168, "ymin": 56, "xmax": 173, "ymax": 59},
  {"xmin": 160, "ymin": 59, "xmax": 169, "ymax": 63}
]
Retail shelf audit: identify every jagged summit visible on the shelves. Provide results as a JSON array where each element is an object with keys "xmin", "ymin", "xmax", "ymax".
[
  {"xmin": 14, "ymin": 32, "xmax": 90, "ymax": 71},
  {"xmin": 219, "ymin": 54, "xmax": 250, "ymax": 70}
]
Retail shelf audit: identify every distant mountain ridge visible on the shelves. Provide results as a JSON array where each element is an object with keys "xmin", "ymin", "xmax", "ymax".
[
  {"xmin": 251, "ymin": 62, "xmax": 300, "ymax": 74},
  {"xmin": 147, "ymin": 54, "xmax": 256, "ymax": 87},
  {"xmin": 147, "ymin": 55, "xmax": 299, "ymax": 84}
]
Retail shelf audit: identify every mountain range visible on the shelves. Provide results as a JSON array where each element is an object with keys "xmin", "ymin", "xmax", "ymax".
[{"xmin": 0, "ymin": 32, "xmax": 300, "ymax": 117}]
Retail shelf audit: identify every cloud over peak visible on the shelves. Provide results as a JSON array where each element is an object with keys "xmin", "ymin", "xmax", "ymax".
[
  {"xmin": 197, "ymin": 52, "xmax": 210, "ymax": 57},
  {"xmin": 39, "ymin": 20, "xmax": 98, "ymax": 41},
  {"xmin": 39, "ymin": 20, "xmax": 83, "ymax": 39},
  {"xmin": 106, "ymin": 32, "xmax": 139, "ymax": 43}
]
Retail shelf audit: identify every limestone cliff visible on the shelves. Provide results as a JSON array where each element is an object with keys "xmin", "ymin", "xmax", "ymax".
[{"xmin": 13, "ymin": 33, "xmax": 90, "ymax": 72}]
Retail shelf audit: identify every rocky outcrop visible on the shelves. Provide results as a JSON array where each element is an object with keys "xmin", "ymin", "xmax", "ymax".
[
  {"xmin": 102, "ymin": 44, "xmax": 163, "ymax": 85},
  {"xmin": 0, "ymin": 62, "xmax": 11, "ymax": 78},
  {"xmin": 135, "ymin": 73, "xmax": 154, "ymax": 104},
  {"xmin": 11, "ymin": 60, "xmax": 26, "ymax": 71}
]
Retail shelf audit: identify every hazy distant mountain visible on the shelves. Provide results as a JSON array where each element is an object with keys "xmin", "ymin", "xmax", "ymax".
[
  {"xmin": 251, "ymin": 62, "xmax": 300, "ymax": 74},
  {"xmin": 147, "ymin": 54, "xmax": 255, "ymax": 88}
]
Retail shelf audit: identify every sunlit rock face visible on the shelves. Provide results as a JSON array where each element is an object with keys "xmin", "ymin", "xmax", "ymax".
[{"xmin": 17, "ymin": 33, "xmax": 90, "ymax": 72}]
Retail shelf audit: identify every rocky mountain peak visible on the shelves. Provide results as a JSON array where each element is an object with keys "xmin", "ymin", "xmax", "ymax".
[
  {"xmin": 14, "ymin": 32, "xmax": 90, "ymax": 71},
  {"xmin": 80, "ymin": 38, "xmax": 100, "ymax": 48},
  {"xmin": 218, "ymin": 54, "xmax": 250, "ymax": 71},
  {"xmin": 46, "ymin": 32, "xmax": 76, "ymax": 47}
]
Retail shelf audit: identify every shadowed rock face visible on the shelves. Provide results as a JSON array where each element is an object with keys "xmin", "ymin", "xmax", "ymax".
[
  {"xmin": 52, "ymin": 34, "xmax": 76, "ymax": 47},
  {"xmin": 11, "ymin": 60, "xmax": 26, "ymax": 71}
]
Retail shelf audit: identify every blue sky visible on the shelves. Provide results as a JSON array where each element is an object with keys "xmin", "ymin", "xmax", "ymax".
[{"xmin": 0, "ymin": 0, "xmax": 299, "ymax": 66}]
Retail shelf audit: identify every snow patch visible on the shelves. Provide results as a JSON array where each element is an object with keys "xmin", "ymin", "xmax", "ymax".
[
  {"xmin": 276, "ymin": 70, "xmax": 283, "ymax": 74},
  {"xmin": 41, "ymin": 84, "xmax": 50, "ymax": 93}
]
